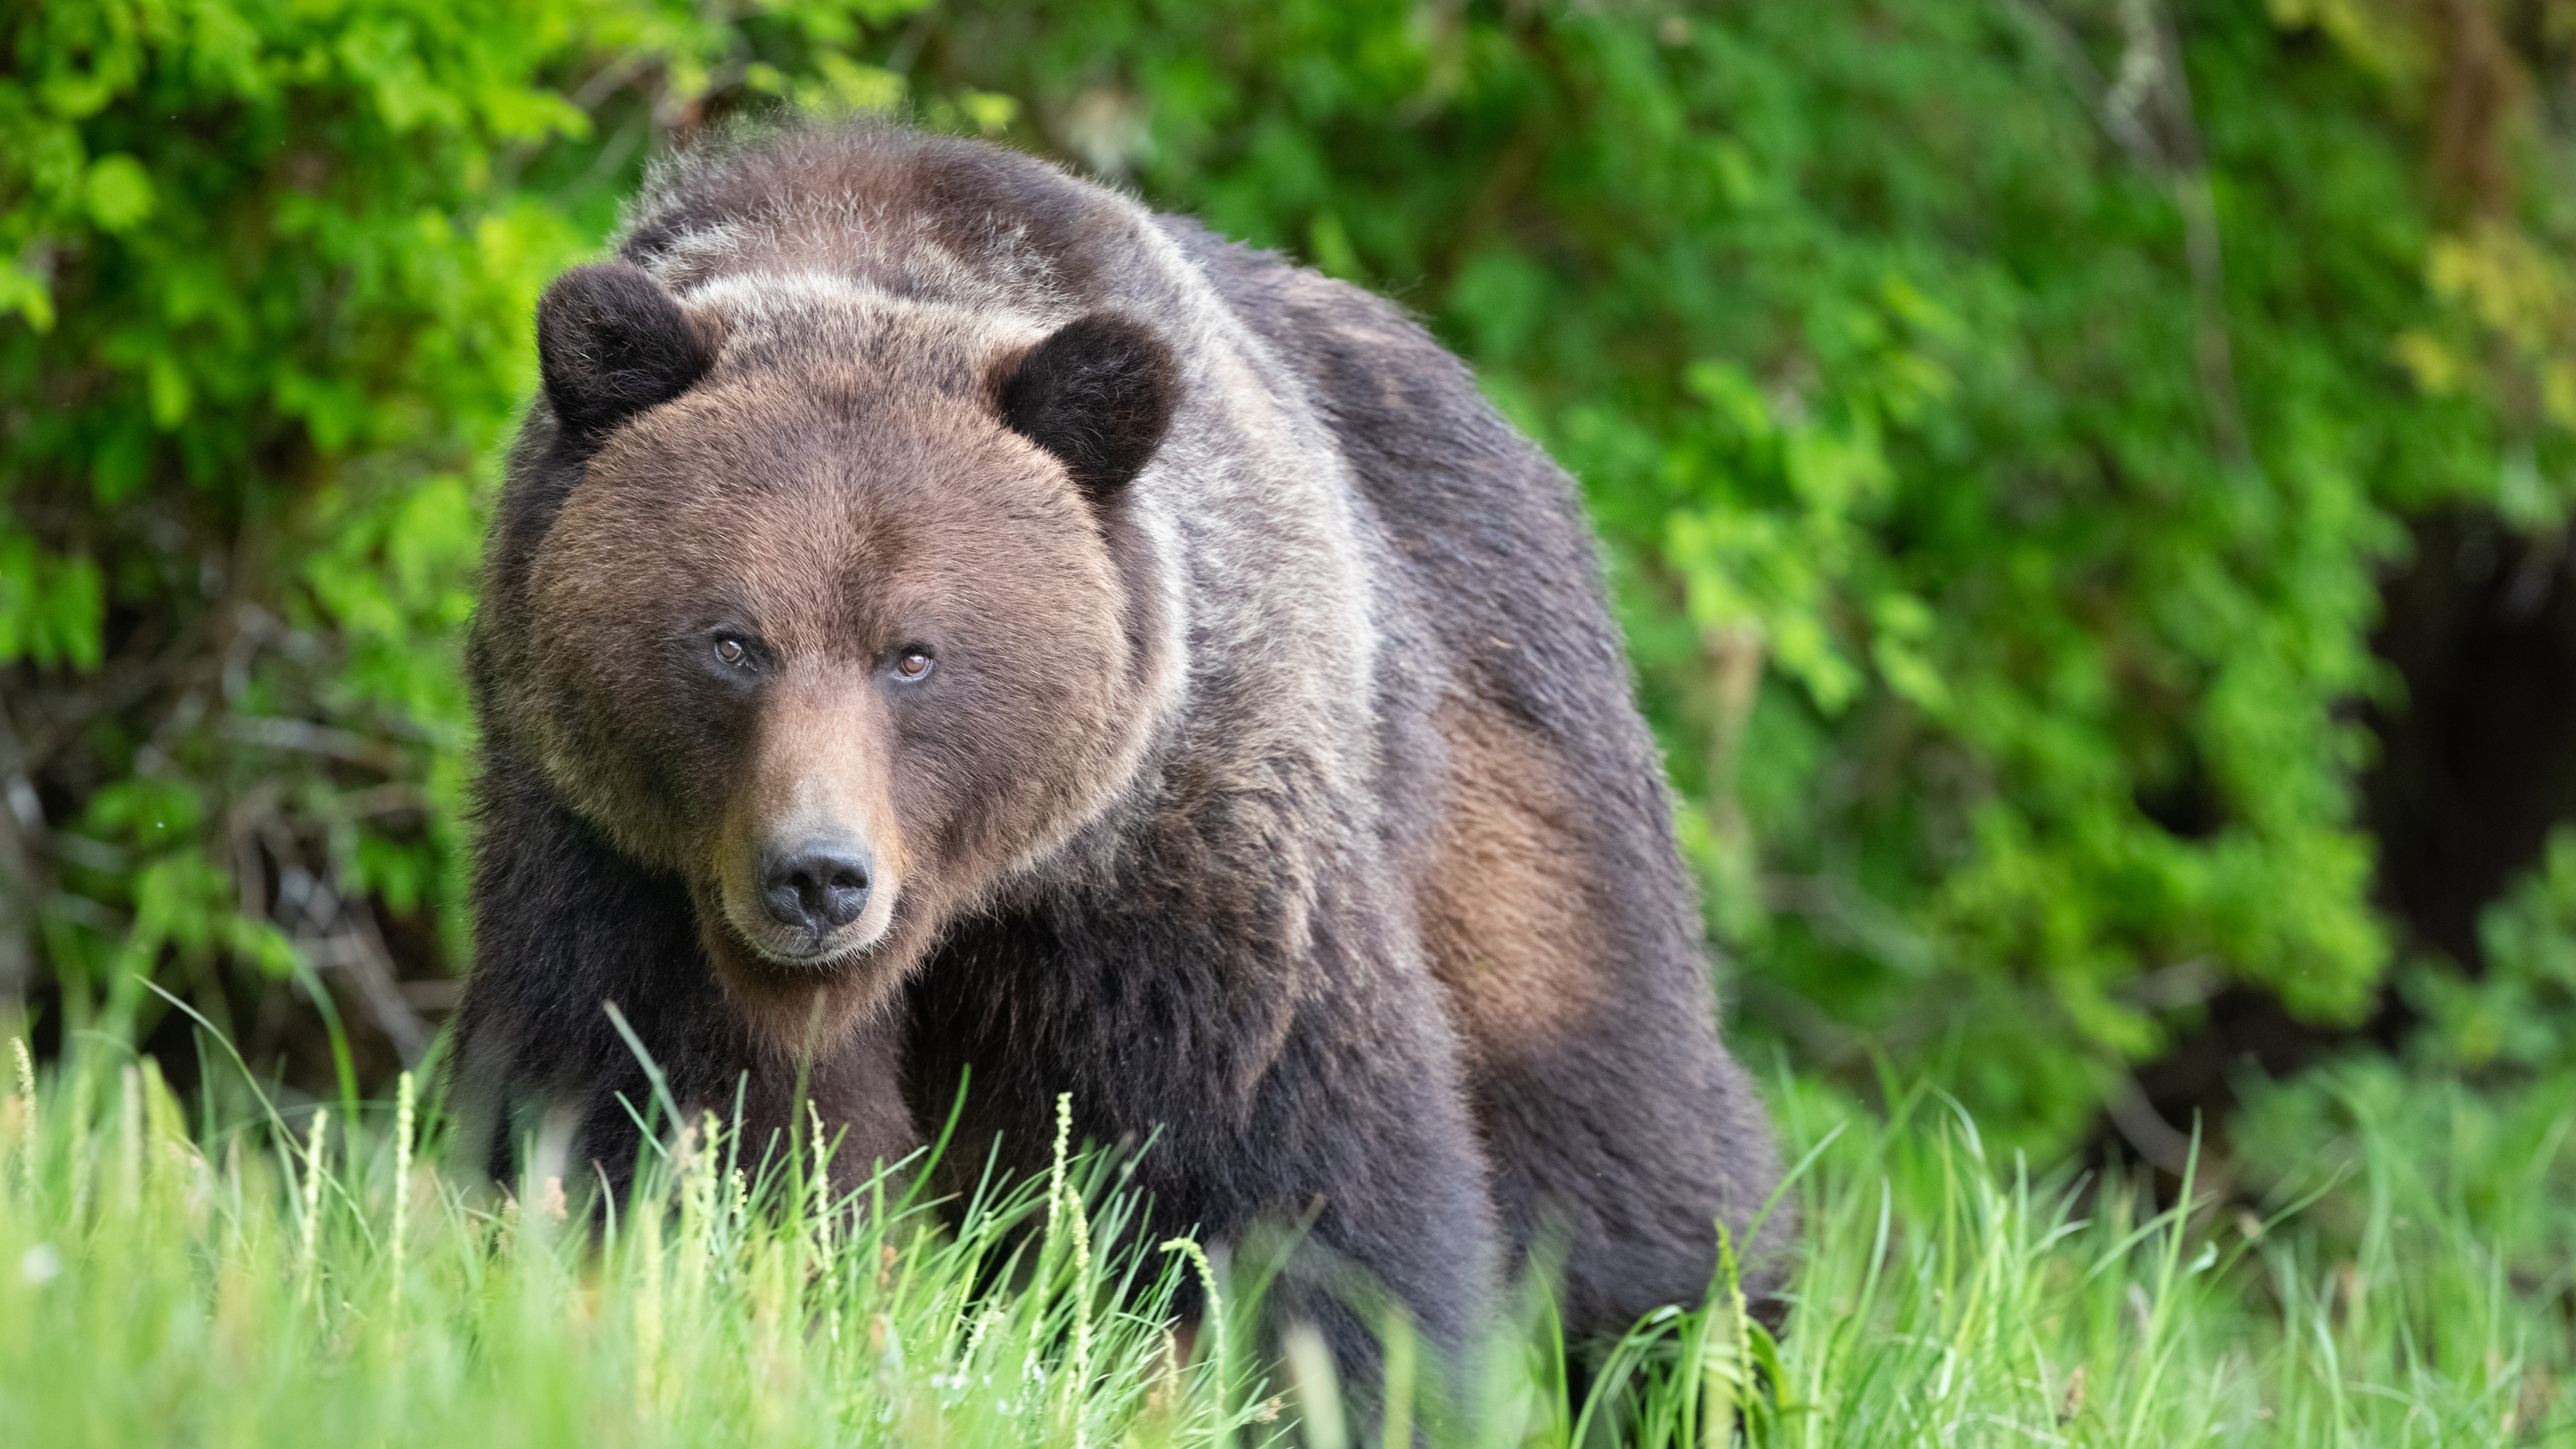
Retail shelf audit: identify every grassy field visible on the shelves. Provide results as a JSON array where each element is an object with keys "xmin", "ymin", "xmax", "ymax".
[{"xmin": 1, "ymin": 1031, "xmax": 2569, "ymax": 1447}]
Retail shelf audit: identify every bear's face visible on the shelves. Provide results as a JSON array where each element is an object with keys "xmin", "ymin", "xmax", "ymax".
[{"xmin": 508, "ymin": 265, "xmax": 1178, "ymax": 1043}]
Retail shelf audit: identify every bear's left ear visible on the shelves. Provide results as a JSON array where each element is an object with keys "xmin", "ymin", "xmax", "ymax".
[{"xmin": 997, "ymin": 313, "xmax": 1179, "ymax": 503}]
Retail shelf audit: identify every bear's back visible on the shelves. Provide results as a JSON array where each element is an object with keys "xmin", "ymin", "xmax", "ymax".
[
  {"xmin": 619, "ymin": 123, "xmax": 1175, "ymax": 325},
  {"xmin": 1164, "ymin": 222, "xmax": 1792, "ymax": 1328}
]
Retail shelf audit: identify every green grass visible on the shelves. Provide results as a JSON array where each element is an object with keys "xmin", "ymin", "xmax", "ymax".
[{"xmin": 1, "ymin": 1033, "xmax": 2570, "ymax": 1447}]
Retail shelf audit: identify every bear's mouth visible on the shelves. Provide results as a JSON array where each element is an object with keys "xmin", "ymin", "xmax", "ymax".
[
  {"xmin": 745, "ymin": 930, "xmax": 868, "ymax": 968},
  {"xmin": 720, "ymin": 898, "xmax": 898, "ymax": 970}
]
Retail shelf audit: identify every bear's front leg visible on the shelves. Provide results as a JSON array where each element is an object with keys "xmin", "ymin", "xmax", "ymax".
[
  {"xmin": 451, "ymin": 749, "xmax": 716, "ymax": 1192},
  {"xmin": 1229, "ymin": 987, "xmax": 1504, "ymax": 1397},
  {"xmin": 908, "ymin": 910, "xmax": 1502, "ymax": 1396}
]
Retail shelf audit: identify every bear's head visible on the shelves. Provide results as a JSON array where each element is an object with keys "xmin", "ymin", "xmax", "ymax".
[{"xmin": 503, "ymin": 261, "xmax": 1180, "ymax": 1047}]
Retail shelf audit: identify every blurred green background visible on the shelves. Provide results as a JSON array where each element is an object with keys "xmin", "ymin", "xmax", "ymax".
[{"xmin": 7, "ymin": 0, "xmax": 2576, "ymax": 1169}]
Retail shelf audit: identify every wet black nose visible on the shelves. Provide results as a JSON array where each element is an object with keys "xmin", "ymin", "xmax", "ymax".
[{"xmin": 760, "ymin": 841, "xmax": 872, "ymax": 934}]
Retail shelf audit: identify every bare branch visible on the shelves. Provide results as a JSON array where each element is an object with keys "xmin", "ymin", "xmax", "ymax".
[
  {"xmin": 219, "ymin": 716, "xmax": 405, "ymax": 772},
  {"xmin": 0, "ymin": 697, "xmax": 45, "ymax": 1006},
  {"xmin": 2107, "ymin": 1076, "xmax": 2231, "ymax": 1199}
]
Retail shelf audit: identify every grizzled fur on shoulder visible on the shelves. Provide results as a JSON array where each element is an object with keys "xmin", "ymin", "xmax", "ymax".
[{"xmin": 452, "ymin": 120, "xmax": 1788, "ymax": 1379}]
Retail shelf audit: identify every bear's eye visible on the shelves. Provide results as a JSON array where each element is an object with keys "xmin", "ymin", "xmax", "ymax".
[
  {"xmin": 713, "ymin": 635, "xmax": 752, "ymax": 669},
  {"xmin": 892, "ymin": 645, "xmax": 934, "ymax": 681}
]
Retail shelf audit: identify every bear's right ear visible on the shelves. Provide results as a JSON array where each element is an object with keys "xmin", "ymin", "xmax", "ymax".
[{"xmin": 537, "ymin": 262, "xmax": 714, "ymax": 445}]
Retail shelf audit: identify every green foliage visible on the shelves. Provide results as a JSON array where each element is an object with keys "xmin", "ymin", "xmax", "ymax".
[
  {"xmin": 2342, "ymin": 814, "xmax": 2576, "ymax": 1093},
  {"xmin": 2405, "ymin": 824, "xmax": 2576, "ymax": 1073},
  {"xmin": 7, "ymin": 1039, "xmax": 2574, "ymax": 1444},
  {"xmin": 2, "ymin": 0, "xmax": 577, "ymax": 1055},
  {"xmin": 8, "ymin": 0, "xmax": 2575, "ymax": 1146}
]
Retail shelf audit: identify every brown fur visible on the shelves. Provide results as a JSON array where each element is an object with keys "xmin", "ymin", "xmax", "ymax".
[
  {"xmin": 454, "ymin": 124, "xmax": 1787, "ymax": 1386},
  {"xmin": 1419, "ymin": 696, "xmax": 1609, "ymax": 1057}
]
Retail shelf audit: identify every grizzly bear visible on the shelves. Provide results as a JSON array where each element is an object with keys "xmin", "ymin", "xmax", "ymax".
[{"xmin": 451, "ymin": 121, "xmax": 1786, "ymax": 1372}]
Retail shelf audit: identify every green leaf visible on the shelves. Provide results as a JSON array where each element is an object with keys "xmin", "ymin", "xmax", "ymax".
[{"xmin": 83, "ymin": 154, "xmax": 156, "ymax": 232}]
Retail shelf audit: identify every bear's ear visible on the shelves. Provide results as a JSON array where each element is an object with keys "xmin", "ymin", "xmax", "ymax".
[
  {"xmin": 997, "ymin": 313, "xmax": 1179, "ymax": 503},
  {"xmin": 537, "ymin": 262, "xmax": 714, "ymax": 445}
]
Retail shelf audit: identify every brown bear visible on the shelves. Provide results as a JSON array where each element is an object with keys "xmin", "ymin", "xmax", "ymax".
[{"xmin": 451, "ymin": 120, "xmax": 1786, "ymax": 1375}]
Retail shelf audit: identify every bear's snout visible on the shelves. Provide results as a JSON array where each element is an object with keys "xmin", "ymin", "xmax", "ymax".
[
  {"xmin": 708, "ymin": 673, "xmax": 911, "ymax": 972},
  {"xmin": 760, "ymin": 836, "xmax": 872, "ymax": 936}
]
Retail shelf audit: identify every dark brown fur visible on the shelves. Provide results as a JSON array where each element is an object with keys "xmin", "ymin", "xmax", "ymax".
[{"xmin": 452, "ymin": 122, "xmax": 1787, "ymax": 1380}]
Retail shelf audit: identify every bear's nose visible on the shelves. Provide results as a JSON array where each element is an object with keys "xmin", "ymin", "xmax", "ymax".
[{"xmin": 760, "ymin": 840, "xmax": 872, "ymax": 935}]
